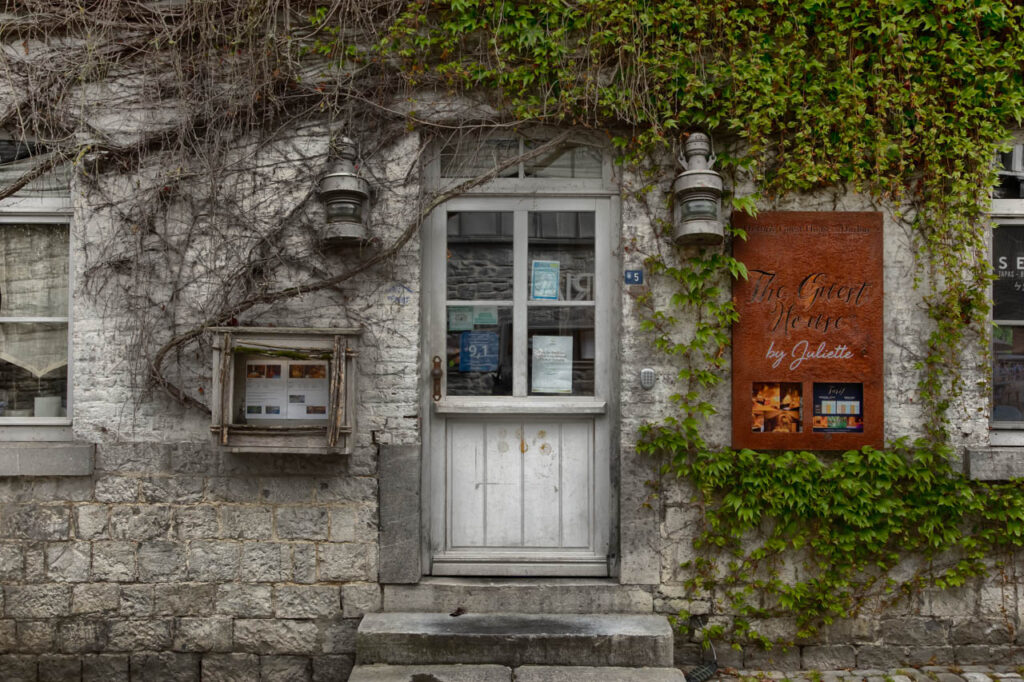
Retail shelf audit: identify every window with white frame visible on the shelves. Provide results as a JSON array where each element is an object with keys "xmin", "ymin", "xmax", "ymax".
[
  {"xmin": 991, "ymin": 139, "xmax": 1024, "ymax": 433},
  {"xmin": 0, "ymin": 219, "xmax": 71, "ymax": 423}
]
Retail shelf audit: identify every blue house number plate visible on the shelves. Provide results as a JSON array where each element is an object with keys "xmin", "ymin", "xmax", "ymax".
[{"xmin": 624, "ymin": 270, "xmax": 643, "ymax": 285}]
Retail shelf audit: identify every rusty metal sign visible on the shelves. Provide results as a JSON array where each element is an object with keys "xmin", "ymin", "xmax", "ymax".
[{"xmin": 731, "ymin": 211, "xmax": 884, "ymax": 450}]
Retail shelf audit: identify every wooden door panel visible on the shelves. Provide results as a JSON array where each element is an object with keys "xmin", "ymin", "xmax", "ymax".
[
  {"xmin": 484, "ymin": 423, "xmax": 523, "ymax": 546},
  {"xmin": 449, "ymin": 421, "xmax": 485, "ymax": 547},
  {"xmin": 559, "ymin": 420, "xmax": 592, "ymax": 548}
]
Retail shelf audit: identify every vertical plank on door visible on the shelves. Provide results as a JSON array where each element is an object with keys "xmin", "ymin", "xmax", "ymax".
[
  {"xmin": 449, "ymin": 421, "xmax": 485, "ymax": 547},
  {"xmin": 561, "ymin": 420, "xmax": 593, "ymax": 548},
  {"xmin": 484, "ymin": 422, "xmax": 523, "ymax": 546},
  {"xmin": 523, "ymin": 421, "xmax": 561, "ymax": 547}
]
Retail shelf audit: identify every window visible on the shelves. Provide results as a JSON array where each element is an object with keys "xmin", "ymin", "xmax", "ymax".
[
  {"xmin": 210, "ymin": 327, "xmax": 361, "ymax": 455},
  {"xmin": 972, "ymin": 136, "xmax": 1024, "ymax": 478},
  {"xmin": 0, "ymin": 220, "xmax": 70, "ymax": 423}
]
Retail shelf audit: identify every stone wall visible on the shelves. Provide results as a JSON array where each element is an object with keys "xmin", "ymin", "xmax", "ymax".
[{"xmin": 0, "ymin": 443, "xmax": 380, "ymax": 681}]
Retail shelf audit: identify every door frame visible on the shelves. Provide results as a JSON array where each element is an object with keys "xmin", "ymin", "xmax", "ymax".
[{"xmin": 419, "ymin": 191, "xmax": 621, "ymax": 577}]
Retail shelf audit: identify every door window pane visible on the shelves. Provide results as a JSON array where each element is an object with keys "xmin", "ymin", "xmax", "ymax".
[
  {"xmin": 528, "ymin": 212, "xmax": 595, "ymax": 301},
  {"xmin": 528, "ymin": 307, "xmax": 594, "ymax": 396},
  {"xmin": 446, "ymin": 306, "xmax": 513, "ymax": 396},
  {"xmin": 447, "ymin": 212, "xmax": 513, "ymax": 300}
]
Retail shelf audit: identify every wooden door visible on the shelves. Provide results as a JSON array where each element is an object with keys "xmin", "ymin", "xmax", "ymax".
[{"xmin": 425, "ymin": 198, "xmax": 612, "ymax": 576}]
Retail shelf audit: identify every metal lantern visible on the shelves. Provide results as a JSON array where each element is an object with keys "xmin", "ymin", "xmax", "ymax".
[
  {"xmin": 318, "ymin": 137, "xmax": 371, "ymax": 245},
  {"xmin": 671, "ymin": 133, "xmax": 724, "ymax": 246}
]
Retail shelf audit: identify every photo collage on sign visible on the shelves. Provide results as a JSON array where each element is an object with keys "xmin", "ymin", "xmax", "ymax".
[{"xmin": 751, "ymin": 382, "xmax": 802, "ymax": 433}]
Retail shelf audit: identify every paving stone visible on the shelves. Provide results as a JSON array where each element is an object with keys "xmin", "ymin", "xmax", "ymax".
[
  {"xmin": 348, "ymin": 664, "xmax": 512, "ymax": 681},
  {"xmin": 515, "ymin": 666, "xmax": 686, "ymax": 681}
]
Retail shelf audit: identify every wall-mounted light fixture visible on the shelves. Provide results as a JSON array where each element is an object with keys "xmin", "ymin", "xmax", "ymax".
[
  {"xmin": 672, "ymin": 133, "xmax": 724, "ymax": 246},
  {"xmin": 318, "ymin": 137, "xmax": 371, "ymax": 245}
]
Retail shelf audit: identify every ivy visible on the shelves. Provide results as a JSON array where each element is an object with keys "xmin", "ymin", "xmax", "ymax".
[{"xmin": 373, "ymin": 0, "xmax": 1024, "ymax": 651}]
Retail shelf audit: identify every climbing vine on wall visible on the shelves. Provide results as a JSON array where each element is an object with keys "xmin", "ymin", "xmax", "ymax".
[{"xmin": 382, "ymin": 0, "xmax": 1024, "ymax": 651}]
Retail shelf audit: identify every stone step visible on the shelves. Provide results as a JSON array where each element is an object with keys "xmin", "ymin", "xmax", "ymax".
[
  {"xmin": 383, "ymin": 578, "xmax": 653, "ymax": 614},
  {"xmin": 349, "ymin": 664, "xmax": 688, "ymax": 681},
  {"xmin": 356, "ymin": 612, "xmax": 675, "ymax": 668}
]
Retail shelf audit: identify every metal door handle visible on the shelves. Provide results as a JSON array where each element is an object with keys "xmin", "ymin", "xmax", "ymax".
[{"xmin": 431, "ymin": 355, "xmax": 443, "ymax": 401}]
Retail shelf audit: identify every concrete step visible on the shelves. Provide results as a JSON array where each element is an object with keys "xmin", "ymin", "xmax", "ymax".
[
  {"xmin": 383, "ymin": 578, "xmax": 654, "ymax": 614},
  {"xmin": 356, "ymin": 612, "xmax": 675, "ymax": 668},
  {"xmin": 349, "ymin": 664, "xmax": 688, "ymax": 681}
]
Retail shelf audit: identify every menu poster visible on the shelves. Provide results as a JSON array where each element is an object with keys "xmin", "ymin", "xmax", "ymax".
[
  {"xmin": 812, "ymin": 382, "xmax": 864, "ymax": 433},
  {"xmin": 459, "ymin": 331, "xmax": 499, "ymax": 372},
  {"xmin": 532, "ymin": 335, "xmax": 573, "ymax": 394},
  {"xmin": 531, "ymin": 260, "xmax": 561, "ymax": 300},
  {"xmin": 245, "ymin": 360, "xmax": 329, "ymax": 421}
]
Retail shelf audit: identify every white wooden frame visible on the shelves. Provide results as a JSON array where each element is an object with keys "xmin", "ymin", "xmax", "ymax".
[
  {"xmin": 422, "ymin": 193, "xmax": 619, "ymax": 576},
  {"xmin": 0, "ymin": 199, "xmax": 74, "ymax": 439}
]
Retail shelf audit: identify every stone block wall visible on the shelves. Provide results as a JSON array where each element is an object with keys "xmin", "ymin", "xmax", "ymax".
[{"xmin": 0, "ymin": 442, "xmax": 380, "ymax": 680}]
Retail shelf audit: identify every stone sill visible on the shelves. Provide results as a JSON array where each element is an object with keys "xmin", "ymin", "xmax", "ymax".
[
  {"xmin": 0, "ymin": 441, "xmax": 94, "ymax": 476},
  {"xmin": 965, "ymin": 447, "xmax": 1024, "ymax": 481}
]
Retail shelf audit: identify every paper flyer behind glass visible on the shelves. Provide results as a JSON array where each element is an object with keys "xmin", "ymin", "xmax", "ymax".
[
  {"xmin": 245, "ymin": 359, "xmax": 329, "ymax": 420},
  {"xmin": 531, "ymin": 335, "xmax": 573, "ymax": 394}
]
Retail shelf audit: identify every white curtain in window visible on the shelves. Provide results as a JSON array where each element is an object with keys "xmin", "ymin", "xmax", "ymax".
[{"xmin": 0, "ymin": 224, "xmax": 69, "ymax": 378}]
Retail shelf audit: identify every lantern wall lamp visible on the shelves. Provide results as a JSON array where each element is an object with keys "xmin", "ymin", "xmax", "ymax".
[
  {"xmin": 318, "ymin": 137, "xmax": 371, "ymax": 246},
  {"xmin": 672, "ymin": 132, "xmax": 724, "ymax": 246}
]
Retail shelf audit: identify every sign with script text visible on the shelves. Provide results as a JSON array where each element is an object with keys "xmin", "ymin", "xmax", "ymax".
[{"xmin": 731, "ymin": 211, "xmax": 884, "ymax": 450}]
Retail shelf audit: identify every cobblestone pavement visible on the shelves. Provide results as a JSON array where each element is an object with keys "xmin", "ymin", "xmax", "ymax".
[{"xmin": 708, "ymin": 666, "xmax": 1024, "ymax": 682}]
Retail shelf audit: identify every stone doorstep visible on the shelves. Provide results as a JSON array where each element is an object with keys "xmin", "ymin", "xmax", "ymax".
[
  {"xmin": 349, "ymin": 664, "xmax": 688, "ymax": 681},
  {"xmin": 356, "ymin": 612, "xmax": 675, "ymax": 668},
  {"xmin": 382, "ymin": 578, "xmax": 654, "ymax": 614}
]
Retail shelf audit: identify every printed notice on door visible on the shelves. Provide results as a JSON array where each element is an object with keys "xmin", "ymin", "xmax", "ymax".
[
  {"xmin": 245, "ymin": 359, "xmax": 329, "ymax": 420},
  {"xmin": 531, "ymin": 335, "xmax": 572, "ymax": 394},
  {"xmin": 731, "ymin": 211, "xmax": 883, "ymax": 449}
]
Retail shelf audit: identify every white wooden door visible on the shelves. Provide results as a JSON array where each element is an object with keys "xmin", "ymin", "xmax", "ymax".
[{"xmin": 425, "ymin": 197, "xmax": 612, "ymax": 576}]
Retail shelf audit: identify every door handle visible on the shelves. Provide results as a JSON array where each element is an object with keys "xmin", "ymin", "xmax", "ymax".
[{"xmin": 431, "ymin": 355, "xmax": 443, "ymax": 401}]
